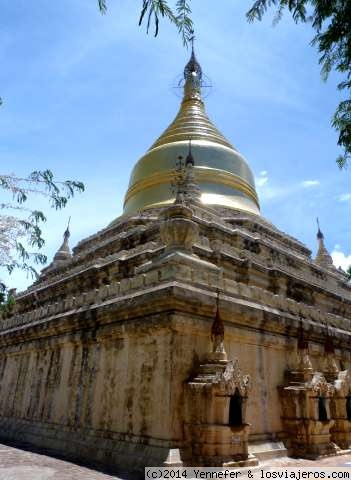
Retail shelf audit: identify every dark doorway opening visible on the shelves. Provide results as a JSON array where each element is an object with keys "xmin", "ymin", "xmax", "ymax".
[
  {"xmin": 318, "ymin": 396, "xmax": 328, "ymax": 421},
  {"xmin": 346, "ymin": 396, "xmax": 351, "ymax": 421},
  {"xmin": 229, "ymin": 388, "xmax": 243, "ymax": 426}
]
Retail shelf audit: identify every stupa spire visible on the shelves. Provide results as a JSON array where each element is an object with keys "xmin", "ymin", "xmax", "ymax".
[
  {"xmin": 184, "ymin": 34, "xmax": 202, "ymax": 81},
  {"xmin": 150, "ymin": 46, "xmax": 232, "ymax": 151},
  {"xmin": 183, "ymin": 140, "xmax": 201, "ymax": 201},
  {"xmin": 173, "ymin": 141, "xmax": 201, "ymax": 204},
  {"xmin": 123, "ymin": 47, "xmax": 260, "ymax": 215},
  {"xmin": 315, "ymin": 218, "xmax": 335, "ymax": 270},
  {"xmin": 182, "ymin": 36, "xmax": 203, "ymax": 103},
  {"xmin": 185, "ymin": 138, "xmax": 194, "ymax": 166},
  {"xmin": 53, "ymin": 218, "xmax": 72, "ymax": 263},
  {"xmin": 317, "ymin": 217, "xmax": 324, "ymax": 240},
  {"xmin": 297, "ymin": 320, "xmax": 313, "ymax": 372},
  {"xmin": 323, "ymin": 326, "xmax": 339, "ymax": 379},
  {"xmin": 209, "ymin": 290, "xmax": 227, "ymax": 362}
]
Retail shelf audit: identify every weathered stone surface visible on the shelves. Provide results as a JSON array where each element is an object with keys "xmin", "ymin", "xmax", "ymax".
[
  {"xmin": 0, "ymin": 202, "xmax": 350, "ymax": 470},
  {"xmin": 185, "ymin": 355, "xmax": 255, "ymax": 466}
]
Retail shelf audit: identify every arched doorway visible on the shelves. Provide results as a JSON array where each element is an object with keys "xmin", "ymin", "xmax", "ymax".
[
  {"xmin": 318, "ymin": 396, "xmax": 328, "ymax": 421},
  {"xmin": 346, "ymin": 395, "xmax": 351, "ymax": 421},
  {"xmin": 229, "ymin": 388, "xmax": 243, "ymax": 426}
]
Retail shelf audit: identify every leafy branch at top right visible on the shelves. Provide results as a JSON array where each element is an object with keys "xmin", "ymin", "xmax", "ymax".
[{"xmin": 247, "ymin": 0, "xmax": 351, "ymax": 168}]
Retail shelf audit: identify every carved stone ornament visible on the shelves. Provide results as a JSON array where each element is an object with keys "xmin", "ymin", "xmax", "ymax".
[
  {"xmin": 160, "ymin": 204, "xmax": 199, "ymax": 253},
  {"xmin": 310, "ymin": 372, "xmax": 335, "ymax": 396},
  {"xmin": 210, "ymin": 303, "xmax": 226, "ymax": 360},
  {"xmin": 335, "ymin": 370, "xmax": 351, "ymax": 397},
  {"xmin": 213, "ymin": 359, "xmax": 251, "ymax": 397},
  {"xmin": 185, "ymin": 355, "xmax": 256, "ymax": 467},
  {"xmin": 325, "ymin": 353, "xmax": 339, "ymax": 376},
  {"xmin": 331, "ymin": 369, "xmax": 351, "ymax": 450},
  {"xmin": 297, "ymin": 348, "xmax": 313, "ymax": 372}
]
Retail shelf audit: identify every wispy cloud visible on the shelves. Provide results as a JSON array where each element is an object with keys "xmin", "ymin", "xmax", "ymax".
[
  {"xmin": 256, "ymin": 173, "xmax": 324, "ymax": 203},
  {"xmin": 338, "ymin": 193, "xmax": 351, "ymax": 203},
  {"xmin": 256, "ymin": 170, "xmax": 268, "ymax": 187},
  {"xmin": 300, "ymin": 180, "xmax": 320, "ymax": 188},
  {"xmin": 331, "ymin": 245, "xmax": 351, "ymax": 271},
  {"xmin": 255, "ymin": 171, "xmax": 286, "ymax": 200}
]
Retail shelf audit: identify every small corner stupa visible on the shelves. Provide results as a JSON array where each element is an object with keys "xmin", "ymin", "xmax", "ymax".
[
  {"xmin": 1, "ymin": 46, "xmax": 351, "ymax": 471},
  {"xmin": 315, "ymin": 218, "xmax": 336, "ymax": 271}
]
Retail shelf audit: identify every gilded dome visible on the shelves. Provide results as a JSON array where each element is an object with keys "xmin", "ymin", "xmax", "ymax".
[{"xmin": 123, "ymin": 49, "xmax": 260, "ymax": 215}]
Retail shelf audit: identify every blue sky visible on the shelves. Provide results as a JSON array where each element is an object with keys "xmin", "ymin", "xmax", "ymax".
[{"xmin": 1, "ymin": 0, "xmax": 350, "ymax": 291}]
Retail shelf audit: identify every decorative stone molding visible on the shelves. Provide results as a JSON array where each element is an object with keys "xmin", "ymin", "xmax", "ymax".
[
  {"xmin": 335, "ymin": 370, "xmax": 351, "ymax": 398},
  {"xmin": 311, "ymin": 372, "xmax": 335, "ymax": 397},
  {"xmin": 279, "ymin": 364, "xmax": 338, "ymax": 458},
  {"xmin": 160, "ymin": 204, "xmax": 199, "ymax": 254},
  {"xmin": 323, "ymin": 334, "xmax": 339, "ymax": 382},
  {"xmin": 185, "ymin": 356, "xmax": 257, "ymax": 467},
  {"xmin": 0, "ymin": 198, "xmax": 350, "ymax": 471},
  {"xmin": 331, "ymin": 370, "xmax": 351, "ymax": 449},
  {"xmin": 3, "ymin": 264, "xmax": 351, "ymax": 337},
  {"xmin": 209, "ymin": 294, "xmax": 227, "ymax": 363}
]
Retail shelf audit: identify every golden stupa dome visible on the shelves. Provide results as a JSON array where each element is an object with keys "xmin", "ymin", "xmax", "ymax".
[{"xmin": 123, "ymin": 48, "xmax": 260, "ymax": 215}]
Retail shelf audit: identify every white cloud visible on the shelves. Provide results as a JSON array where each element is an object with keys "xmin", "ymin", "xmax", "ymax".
[
  {"xmin": 256, "ymin": 174, "xmax": 324, "ymax": 203},
  {"xmin": 255, "ymin": 173, "xmax": 301, "ymax": 201},
  {"xmin": 256, "ymin": 176, "xmax": 268, "ymax": 187},
  {"xmin": 256, "ymin": 171, "xmax": 269, "ymax": 187},
  {"xmin": 300, "ymin": 180, "xmax": 320, "ymax": 188},
  {"xmin": 338, "ymin": 193, "xmax": 351, "ymax": 203},
  {"xmin": 331, "ymin": 248, "xmax": 351, "ymax": 271}
]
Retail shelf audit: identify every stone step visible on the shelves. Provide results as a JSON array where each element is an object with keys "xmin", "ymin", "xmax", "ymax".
[{"xmin": 248, "ymin": 441, "xmax": 288, "ymax": 462}]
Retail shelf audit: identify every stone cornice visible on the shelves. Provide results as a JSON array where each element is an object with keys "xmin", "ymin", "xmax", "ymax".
[
  {"xmin": 2, "ymin": 269, "xmax": 351, "ymax": 350},
  {"xmin": 10, "ymin": 208, "xmax": 350, "ymax": 326}
]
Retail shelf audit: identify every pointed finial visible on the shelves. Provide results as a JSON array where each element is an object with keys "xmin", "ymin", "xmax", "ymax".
[
  {"xmin": 315, "ymin": 218, "xmax": 335, "ymax": 270},
  {"xmin": 172, "ymin": 156, "xmax": 186, "ymax": 205},
  {"xmin": 324, "ymin": 325, "xmax": 335, "ymax": 355},
  {"xmin": 296, "ymin": 319, "xmax": 313, "ymax": 372},
  {"xmin": 323, "ymin": 324, "xmax": 339, "ymax": 376},
  {"xmin": 53, "ymin": 217, "xmax": 72, "ymax": 263},
  {"xmin": 189, "ymin": 33, "xmax": 196, "ymax": 64},
  {"xmin": 317, "ymin": 217, "xmax": 324, "ymax": 240},
  {"xmin": 184, "ymin": 32, "xmax": 202, "ymax": 81},
  {"xmin": 185, "ymin": 139, "xmax": 194, "ymax": 166},
  {"xmin": 190, "ymin": 31, "xmax": 195, "ymax": 51},
  {"xmin": 215, "ymin": 286, "xmax": 220, "ymax": 311},
  {"xmin": 211, "ymin": 289, "xmax": 222, "ymax": 336},
  {"xmin": 64, "ymin": 216, "xmax": 71, "ymax": 241},
  {"xmin": 182, "ymin": 140, "xmax": 201, "ymax": 202},
  {"xmin": 297, "ymin": 320, "xmax": 309, "ymax": 351},
  {"xmin": 210, "ymin": 289, "xmax": 226, "ymax": 361}
]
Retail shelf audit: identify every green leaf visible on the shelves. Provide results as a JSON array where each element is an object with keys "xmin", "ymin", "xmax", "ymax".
[
  {"xmin": 98, "ymin": 0, "xmax": 107, "ymax": 14},
  {"xmin": 246, "ymin": 0, "xmax": 351, "ymax": 168}
]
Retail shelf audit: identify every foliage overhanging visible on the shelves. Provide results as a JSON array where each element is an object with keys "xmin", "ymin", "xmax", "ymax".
[{"xmin": 99, "ymin": 0, "xmax": 351, "ymax": 168}]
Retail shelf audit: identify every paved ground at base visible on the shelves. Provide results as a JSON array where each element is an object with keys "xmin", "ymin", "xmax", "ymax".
[
  {"xmin": 1, "ymin": 443, "xmax": 351, "ymax": 480},
  {"xmin": 0, "ymin": 443, "xmax": 125, "ymax": 480},
  {"xmin": 262, "ymin": 454, "xmax": 351, "ymax": 467}
]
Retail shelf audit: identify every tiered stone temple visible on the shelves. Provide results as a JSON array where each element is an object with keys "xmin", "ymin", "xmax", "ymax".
[{"xmin": 0, "ymin": 49, "xmax": 351, "ymax": 470}]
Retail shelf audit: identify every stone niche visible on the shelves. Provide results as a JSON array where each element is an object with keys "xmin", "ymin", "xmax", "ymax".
[
  {"xmin": 331, "ymin": 370, "xmax": 351, "ymax": 449},
  {"xmin": 279, "ymin": 368, "xmax": 338, "ymax": 459},
  {"xmin": 184, "ymin": 357, "xmax": 258, "ymax": 467}
]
